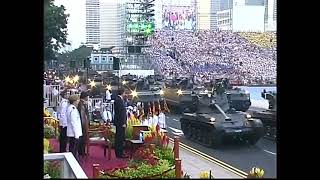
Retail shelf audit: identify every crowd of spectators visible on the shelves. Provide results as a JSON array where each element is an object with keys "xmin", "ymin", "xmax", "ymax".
[{"xmin": 146, "ymin": 30, "xmax": 277, "ymax": 85}]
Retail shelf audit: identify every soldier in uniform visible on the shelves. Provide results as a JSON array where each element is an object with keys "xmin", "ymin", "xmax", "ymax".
[
  {"xmin": 57, "ymin": 90, "xmax": 69, "ymax": 152},
  {"xmin": 66, "ymin": 95, "xmax": 82, "ymax": 160},
  {"xmin": 77, "ymin": 91, "xmax": 90, "ymax": 158}
]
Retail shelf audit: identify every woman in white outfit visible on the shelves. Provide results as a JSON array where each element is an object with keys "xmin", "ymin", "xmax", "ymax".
[{"xmin": 66, "ymin": 95, "xmax": 82, "ymax": 160}]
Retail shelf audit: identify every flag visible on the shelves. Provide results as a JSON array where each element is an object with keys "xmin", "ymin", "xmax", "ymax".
[
  {"xmin": 164, "ymin": 99, "xmax": 170, "ymax": 113},
  {"xmin": 152, "ymin": 101, "xmax": 156, "ymax": 116}
]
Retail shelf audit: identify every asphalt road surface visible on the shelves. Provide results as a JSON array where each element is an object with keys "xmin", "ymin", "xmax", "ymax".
[{"xmin": 165, "ymin": 113, "xmax": 277, "ymax": 178}]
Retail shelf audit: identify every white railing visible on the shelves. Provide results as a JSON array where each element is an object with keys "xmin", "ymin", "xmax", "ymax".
[
  {"xmin": 88, "ymin": 98, "xmax": 115, "ymax": 121},
  {"xmin": 44, "ymin": 85, "xmax": 61, "ymax": 108},
  {"xmin": 88, "ymin": 98, "xmax": 104, "ymax": 112},
  {"xmin": 44, "ymin": 152, "xmax": 87, "ymax": 179}
]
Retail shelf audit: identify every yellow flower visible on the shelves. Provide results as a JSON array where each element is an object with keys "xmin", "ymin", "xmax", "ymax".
[
  {"xmin": 44, "ymin": 138, "xmax": 49, "ymax": 154},
  {"xmin": 249, "ymin": 167, "xmax": 264, "ymax": 178},
  {"xmin": 199, "ymin": 171, "xmax": 210, "ymax": 178}
]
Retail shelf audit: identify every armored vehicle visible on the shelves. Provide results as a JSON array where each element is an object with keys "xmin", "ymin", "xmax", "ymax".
[
  {"xmin": 163, "ymin": 77, "xmax": 198, "ymax": 113},
  {"xmin": 250, "ymin": 90, "xmax": 276, "ymax": 140},
  {"xmin": 218, "ymin": 78, "xmax": 251, "ymax": 112},
  {"xmin": 180, "ymin": 82, "xmax": 264, "ymax": 147}
]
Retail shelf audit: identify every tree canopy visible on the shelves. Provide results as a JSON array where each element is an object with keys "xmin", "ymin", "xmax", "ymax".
[{"xmin": 44, "ymin": 0, "xmax": 69, "ymax": 61}]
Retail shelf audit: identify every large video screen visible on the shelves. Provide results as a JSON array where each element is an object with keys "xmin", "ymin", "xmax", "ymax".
[{"xmin": 162, "ymin": 6, "xmax": 196, "ymax": 30}]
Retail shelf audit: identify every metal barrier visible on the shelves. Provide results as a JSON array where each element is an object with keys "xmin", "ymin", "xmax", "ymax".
[
  {"xmin": 44, "ymin": 153, "xmax": 87, "ymax": 179},
  {"xmin": 88, "ymin": 98, "xmax": 104, "ymax": 112},
  {"xmin": 88, "ymin": 98, "xmax": 115, "ymax": 121},
  {"xmin": 44, "ymin": 85, "xmax": 61, "ymax": 108}
]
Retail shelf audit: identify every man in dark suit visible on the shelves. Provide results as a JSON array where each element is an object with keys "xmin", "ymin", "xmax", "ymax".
[
  {"xmin": 114, "ymin": 88, "xmax": 128, "ymax": 158},
  {"xmin": 77, "ymin": 91, "xmax": 90, "ymax": 158}
]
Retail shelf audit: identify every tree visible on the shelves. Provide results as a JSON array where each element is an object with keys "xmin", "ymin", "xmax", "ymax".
[
  {"xmin": 44, "ymin": 0, "xmax": 69, "ymax": 61},
  {"xmin": 57, "ymin": 45, "xmax": 93, "ymax": 68}
]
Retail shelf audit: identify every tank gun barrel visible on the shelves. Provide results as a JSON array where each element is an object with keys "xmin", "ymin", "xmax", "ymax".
[{"xmin": 214, "ymin": 102, "xmax": 231, "ymax": 121}]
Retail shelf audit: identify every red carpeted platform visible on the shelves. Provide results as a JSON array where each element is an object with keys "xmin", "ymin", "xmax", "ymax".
[{"xmin": 49, "ymin": 139, "xmax": 128, "ymax": 178}]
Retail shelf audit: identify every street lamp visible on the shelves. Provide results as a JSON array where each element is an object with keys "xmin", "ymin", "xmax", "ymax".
[{"xmin": 85, "ymin": 56, "xmax": 91, "ymax": 84}]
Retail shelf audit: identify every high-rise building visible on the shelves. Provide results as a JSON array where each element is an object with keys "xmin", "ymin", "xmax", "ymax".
[
  {"xmin": 99, "ymin": 0, "xmax": 124, "ymax": 50},
  {"xmin": 232, "ymin": 0, "xmax": 265, "ymax": 32},
  {"xmin": 86, "ymin": 0, "xmax": 100, "ymax": 44},
  {"xmin": 85, "ymin": 0, "xmax": 125, "ymax": 51},
  {"xmin": 264, "ymin": 0, "xmax": 276, "ymax": 31}
]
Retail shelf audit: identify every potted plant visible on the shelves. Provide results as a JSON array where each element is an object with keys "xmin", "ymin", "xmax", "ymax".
[{"xmin": 247, "ymin": 167, "xmax": 264, "ymax": 178}]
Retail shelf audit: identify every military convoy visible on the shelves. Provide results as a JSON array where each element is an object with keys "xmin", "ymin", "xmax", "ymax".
[
  {"xmin": 180, "ymin": 81, "xmax": 264, "ymax": 147},
  {"xmin": 163, "ymin": 77, "xmax": 252, "ymax": 113}
]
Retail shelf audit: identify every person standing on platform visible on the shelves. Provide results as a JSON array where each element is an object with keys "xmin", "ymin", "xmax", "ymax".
[
  {"xmin": 66, "ymin": 95, "xmax": 82, "ymax": 161},
  {"xmin": 77, "ymin": 91, "xmax": 90, "ymax": 158},
  {"xmin": 106, "ymin": 89, "xmax": 112, "ymax": 102},
  {"xmin": 114, "ymin": 88, "xmax": 128, "ymax": 158},
  {"xmin": 57, "ymin": 90, "xmax": 69, "ymax": 152}
]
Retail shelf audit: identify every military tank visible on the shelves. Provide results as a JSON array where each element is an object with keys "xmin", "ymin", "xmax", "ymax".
[
  {"xmin": 180, "ymin": 82, "xmax": 264, "ymax": 147},
  {"xmin": 250, "ymin": 90, "xmax": 276, "ymax": 140},
  {"xmin": 163, "ymin": 77, "xmax": 198, "ymax": 113},
  {"xmin": 218, "ymin": 78, "xmax": 251, "ymax": 112},
  {"xmin": 126, "ymin": 76, "xmax": 165, "ymax": 103}
]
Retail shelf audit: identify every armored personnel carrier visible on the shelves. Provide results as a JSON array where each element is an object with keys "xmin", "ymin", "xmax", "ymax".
[
  {"xmin": 180, "ymin": 82, "xmax": 264, "ymax": 147},
  {"xmin": 163, "ymin": 77, "xmax": 198, "ymax": 113},
  {"xmin": 127, "ymin": 76, "xmax": 165, "ymax": 103},
  {"xmin": 218, "ymin": 78, "xmax": 251, "ymax": 112},
  {"xmin": 227, "ymin": 88, "xmax": 251, "ymax": 112},
  {"xmin": 250, "ymin": 90, "xmax": 276, "ymax": 140}
]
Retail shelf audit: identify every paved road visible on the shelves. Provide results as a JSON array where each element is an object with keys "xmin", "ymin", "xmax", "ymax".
[{"xmin": 165, "ymin": 113, "xmax": 277, "ymax": 178}]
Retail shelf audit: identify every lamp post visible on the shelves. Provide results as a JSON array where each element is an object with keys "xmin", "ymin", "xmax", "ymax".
[{"xmin": 85, "ymin": 56, "xmax": 91, "ymax": 84}]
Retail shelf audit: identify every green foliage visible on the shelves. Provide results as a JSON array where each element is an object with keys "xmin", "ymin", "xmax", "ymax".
[
  {"xmin": 44, "ymin": 161, "xmax": 61, "ymax": 178},
  {"xmin": 57, "ymin": 45, "xmax": 93, "ymax": 68},
  {"xmin": 125, "ymin": 125, "xmax": 133, "ymax": 140},
  {"xmin": 44, "ymin": 0, "xmax": 69, "ymax": 61},
  {"xmin": 155, "ymin": 147, "xmax": 174, "ymax": 166},
  {"xmin": 44, "ymin": 124, "xmax": 56, "ymax": 139},
  {"xmin": 102, "ymin": 159, "xmax": 174, "ymax": 179},
  {"xmin": 100, "ymin": 146, "xmax": 176, "ymax": 179}
]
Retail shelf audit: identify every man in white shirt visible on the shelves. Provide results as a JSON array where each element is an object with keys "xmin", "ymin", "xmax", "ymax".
[
  {"xmin": 57, "ymin": 90, "xmax": 69, "ymax": 152},
  {"xmin": 66, "ymin": 95, "xmax": 82, "ymax": 160},
  {"xmin": 158, "ymin": 111, "xmax": 166, "ymax": 129},
  {"xmin": 102, "ymin": 106, "xmax": 113, "ymax": 123},
  {"xmin": 106, "ymin": 89, "xmax": 112, "ymax": 102}
]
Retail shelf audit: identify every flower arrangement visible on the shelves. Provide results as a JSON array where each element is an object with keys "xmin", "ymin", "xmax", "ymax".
[
  {"xmin": 143, "ymin": 124, "xmax": 170, "ymax": 148},
  {"xmin": 125, "ymin": 112, "xmax": 141, "ymax": 140},
  {"xmin": 154, "ymin": 147, "xmax": 174, "ymax": 166},
  {"xmin": 44, "ymin": 124, "xmax": 56, "ymax": 139},
  {"xmin": 44, "ymin": 108, "xmax": 51, "ymax": 117},
  {"xmin": 44, "ymin": 138, "xmax": 50, "ymax": 154},
  {"xmin": 102, "ymin": 159, "xmax": 175, "ymax": 179},
  {"xmin": 132, "ymin": 147, "xmax": 159, "ymax": 166},
  {"xmin": 200, "ymin": 171, "xmax": 214, "ymax": 179},
  {"xmin": 247, "ymin": 167, "xmax": 264, "ymax": 178},
  {"xmin": 44, "ymin": 161, "xmax": 61, "ymax": 179}
]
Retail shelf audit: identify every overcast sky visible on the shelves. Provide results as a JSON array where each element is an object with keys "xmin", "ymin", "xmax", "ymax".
[{"xmin": 54, "ymin": 0, "xmax": 86, "ymax": 51}]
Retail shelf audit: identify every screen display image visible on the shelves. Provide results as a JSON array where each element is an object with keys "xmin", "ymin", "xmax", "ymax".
[{"xmin": 162, "ymin": 6, "xmax": 196, "ymax": 30}]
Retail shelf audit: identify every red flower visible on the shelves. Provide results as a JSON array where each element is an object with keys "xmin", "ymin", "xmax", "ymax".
[
  {"xmin": 156, "ymin": 124, "xmax": 160, "ymax": 133},
  {"xmin": 166, "ymin": 136, "xmax": 170, "ymax": 147}
]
